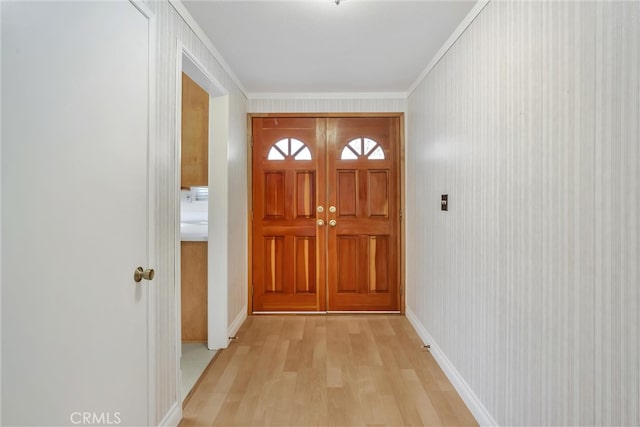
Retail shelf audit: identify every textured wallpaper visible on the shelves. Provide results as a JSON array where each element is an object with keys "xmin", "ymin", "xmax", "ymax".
[
  {"xmin": 407, "ymin": 1, "xmax": 639, "ymax": 425},
  {"xmin": 248, "ymin": 97, "xmax": 407, "ymax": 114},
  {"xmin": 147, "ymin": 1, "xmax": 248, "ymax": 422}
]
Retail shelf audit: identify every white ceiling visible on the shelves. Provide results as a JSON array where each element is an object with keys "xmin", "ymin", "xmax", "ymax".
[{"xmin": 181, "ymin": 0, "xmax": 477, "ymax": 95}]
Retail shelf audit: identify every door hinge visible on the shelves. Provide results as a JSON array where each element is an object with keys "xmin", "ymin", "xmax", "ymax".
[{"xmin": 400, "ymin": 209, "xmax": 403, "ymax": 223}]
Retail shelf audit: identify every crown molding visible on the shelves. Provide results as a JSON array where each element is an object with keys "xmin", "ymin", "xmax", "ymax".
[
  {"xmin": 168, "ymin": 0, "xmax": 248, "ymax": 98},
  {"xmin": 169, "ymin": 0, "xmax": 490, "ymax": 101},
  {"xmin": 247, "ymin": 92, "xmax": 408, "ymax": 101},
  {"xmin": 407, "ymin": 0, "xmax": 491, "ymax": 97}
]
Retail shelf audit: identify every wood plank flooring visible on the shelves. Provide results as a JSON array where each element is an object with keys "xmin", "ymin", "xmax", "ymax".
[{"xmin": 180, "ymin": 315, "xmax": 477, "ymax": 427}]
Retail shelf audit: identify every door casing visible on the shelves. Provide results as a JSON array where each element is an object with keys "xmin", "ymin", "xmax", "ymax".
[
  {"xmin": 174, "ymin": 43, "xmax": 231, "ymax": 408},
  {"xmin": 247, "ymin": 113, "xmax": 406, "ymax": 314}
]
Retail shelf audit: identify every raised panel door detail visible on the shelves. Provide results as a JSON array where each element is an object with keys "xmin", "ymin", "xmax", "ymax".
[
  {"xmin": 337, "ymin": 236, "xmax": 358, "ymax": 293},
  {"xmin": 252, "ymin": 117, "xmax": 324, "ymax": 312},
  {"xmin": 368, "ymin": 236, "xmax": 389, "ymax": 293},
  {"xmin": 263, "ymin": 236, "xmax": 284, "ymax": 293},
  {"xmin": 327, "ymin": 117, "xmax": 400, "ymax": 311},
  {"xmin": 336, "ymin": 235, "xmax": 390, "ymax": 295},
  {"xmin": 264, "ymin": 172, "xmax": 285, "ymax": 219},
  {"xmin": 252, "ymin": 116, "xmax": 399, "ymax": 312},
  {"xmin": 368, "ymin": 171, "xmax": 389, "ymax": 218},
  {"xmin": 337, "ymin": 171, "xmax": 357, "ymax": 217},
  {"xmin": 295, "ymin": 171, "xmax": 315, "ymax": 218},
  {"xmin": 294, "ymin": 236, "xmax": 316, "ymax": 294}
]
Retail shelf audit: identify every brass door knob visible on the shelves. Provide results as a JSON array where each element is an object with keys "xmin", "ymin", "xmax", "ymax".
[
  {"xmin": 134, "ymin": 267, "xmax": 155, "ymax": 283},
  {"xmin": 329, "ymin": 219, "xmax": 337, "ymax": 227},
  {"xmin": 317, "ymin": 219, "xmax": 325, "ymax": 227}
]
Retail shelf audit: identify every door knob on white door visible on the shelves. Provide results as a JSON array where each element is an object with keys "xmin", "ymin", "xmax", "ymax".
[{"xmin": 134, "ymin": 267, "xmax": 155, "ymax": 282}]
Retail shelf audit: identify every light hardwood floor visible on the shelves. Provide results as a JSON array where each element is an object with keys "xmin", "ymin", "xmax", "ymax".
[{"xmin": 180, "ymin": 315, "xmax": 477, "ymax": 427}]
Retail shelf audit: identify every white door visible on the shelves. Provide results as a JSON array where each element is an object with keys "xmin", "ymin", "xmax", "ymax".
[{"xmin": 2, "ymin": 2, "xmax": 152, "ymax": 425}]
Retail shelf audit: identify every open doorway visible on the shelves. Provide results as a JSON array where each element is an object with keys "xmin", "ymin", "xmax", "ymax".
[{"xmin": 175, "ymin": 44, "xmax": 230, "ymax": 402}]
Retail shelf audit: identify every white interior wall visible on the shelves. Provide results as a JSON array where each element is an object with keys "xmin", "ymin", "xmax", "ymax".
[
  {"xmin": 406, "ymin": 1, "xmax": 639, "ymax": 426},
  {"xmin": 145, "ymin": 1, "xmax": 248, "ymax": 423}
]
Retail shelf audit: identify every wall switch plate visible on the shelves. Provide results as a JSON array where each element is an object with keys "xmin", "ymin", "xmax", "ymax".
[{"xmin": 441, "ymin": 194, "xmax": 448, "ymax": 211}]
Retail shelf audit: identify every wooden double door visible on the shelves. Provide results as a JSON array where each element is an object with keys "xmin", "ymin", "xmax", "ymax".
[{"xmin": 251, "ymin": 116, "xmax": 401, "ymax": 312}]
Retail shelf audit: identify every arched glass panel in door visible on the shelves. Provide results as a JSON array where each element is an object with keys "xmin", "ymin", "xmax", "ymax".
[
  {"xmin": 340, "ymin": 137, "xmax": 385, "ymax": 160},
  {"xmin": 267, "ymin": 138, "xmax": 312, "ymax": 160}
]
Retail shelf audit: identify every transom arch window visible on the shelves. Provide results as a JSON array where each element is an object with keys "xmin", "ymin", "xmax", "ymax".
[
  {"xmin": 267, "ymin": 138, "xmax": 312, "ymax": 161},
  {"xmin": 341, "ymin": 137, "xmax": 385, "ymax": 160}
]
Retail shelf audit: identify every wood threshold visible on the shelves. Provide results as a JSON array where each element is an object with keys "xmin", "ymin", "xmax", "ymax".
[{"xmin": 252, "ymin": 311, "xmax": 329, "ymax": 315}]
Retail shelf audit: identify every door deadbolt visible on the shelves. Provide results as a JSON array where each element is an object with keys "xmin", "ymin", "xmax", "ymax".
[{"xmin": 317, "ymin": 206, "xmax": 324, "ymax": 213}]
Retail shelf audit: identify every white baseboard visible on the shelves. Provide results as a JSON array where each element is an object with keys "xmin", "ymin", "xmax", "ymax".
[
  {"xmin": 158, "ymin": 401, "xmax": 181, "ymax": 427},
  {"xmin": 405, "ymin": 308, "xmax": 498, "ymax": 427},
  {"xmin": 227, "ymin": 305, "xmax": 247, "ymax": 340}
]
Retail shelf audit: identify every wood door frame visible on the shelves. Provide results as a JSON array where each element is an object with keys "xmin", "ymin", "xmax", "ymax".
[{"xmin": 247, "ymin": 112, "xmax": 406, "ymax": 314}]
